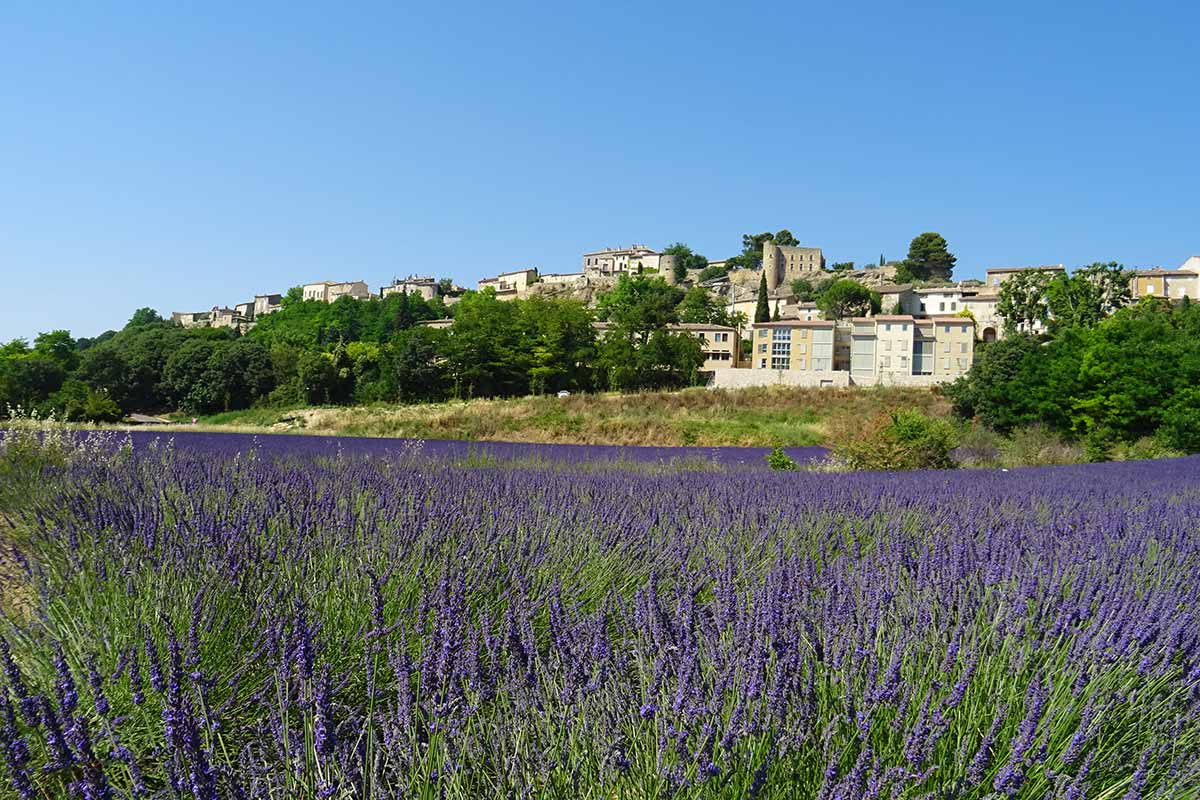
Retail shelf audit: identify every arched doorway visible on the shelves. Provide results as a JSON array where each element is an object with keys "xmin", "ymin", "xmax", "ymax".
[{"xmin": 982, "ymin": 327, "xmax": 997, "ymax": 343}]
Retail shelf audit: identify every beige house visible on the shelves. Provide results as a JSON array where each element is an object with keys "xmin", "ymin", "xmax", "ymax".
[
  {"xmin": 675, "ymin": 323, "xmax": 742, "ymax": 370},
  {"xmin": 582, "ymin": 245, "xmax": 668, "ymax": 276},
  {"xmin": 478, "ymin": 268, "xmax": 539, "ymax": 299},
  {"xmin": 1131, "ymin": 264, "xmax": 1199, "ymax": 301},
  {"xmin": 209, "ymin": 306, "xmax": 241, "ymax": 329},
  {"xmin": 762, "ymin": 242, "xmax": 824, "ymax": 291},
  {"xmin": 303, "ymin": 280, "xmax": 371, "ymax": 303},
  {"xmin": 984, "ymin": 265, "xmax": 1065, "ymax": 289},
  {"xmin": 254, "ymin": 294, "xmax": 282, "ymax": 316},
  {"xmin": 381, "ymin": 276, "xmax": 438, "ymax": 301},
  {"xmin": 171, "ymin": 311, "xmax": 212, "ymax": 328},
  {"xmin": 845, "ymin": 315, "xmax": 975, "ymax": 383},
  {"xmin": 749, "ymin": 320, "xmax": 836, "ymax": 372}
]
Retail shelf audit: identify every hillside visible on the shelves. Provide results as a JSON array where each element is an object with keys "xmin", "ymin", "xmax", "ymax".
[{"xmin": 172, "ymin": 385, "xmax": 950, "ymax": 447}]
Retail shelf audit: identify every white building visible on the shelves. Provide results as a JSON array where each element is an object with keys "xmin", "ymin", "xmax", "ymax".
[
  {"xmin": 582, "ymin": 245, "xmax": 668, "ymax": 276},
  {"xmin": 302, "ymin": 280, "xmax": 371, "ymax": 303},
  {"xmin": 381, "ymin": 276, "xmax": 438, "ymax": 301}
]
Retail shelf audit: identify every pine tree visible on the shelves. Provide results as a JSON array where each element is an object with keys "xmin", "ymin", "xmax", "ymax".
[
  {"xmin": 772, "ymin": 300, "xmax": 781, "ymax": 321},
  {"xmin": 754, "ymin": 272, "xmax": 770, "ymax": 323}
]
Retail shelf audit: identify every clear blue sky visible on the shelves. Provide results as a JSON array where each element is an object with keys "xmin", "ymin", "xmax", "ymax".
[{"xmin": 2, "ymin": 1, "xmax": 1197, "ymax": 341}]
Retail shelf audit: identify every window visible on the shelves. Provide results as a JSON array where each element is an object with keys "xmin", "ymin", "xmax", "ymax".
[
  {"xmin": 943, "ymin": 324, "xmax": 950, "ymax": 333},
  {"xmin": 759, "ymin": 329, "xmax": 768, "ymax": 339},
  {"xmin": 881, "ymin": 356, "xmax": 891, "ymax": 367},
  {"xmin": 943, "ymin": 342, "xmax": 951, "ymax": 353},
  {"xmin": 950, "ymin": 302, "xmax": 957, "ymax": 311},
  {"xmin": 943, "ymin": 358, "xmax": 951, "ymax": 369},
  {"xmin": 884, "ymin": 340, "xmax": 892, "ymax": 352},
  {"xmin": 758, "ymin": 344, "xmax": 767, "ymax": 354},
  {"xmin": 797, "ymin": 343, "xmax": 807, "ymax": 354},
  {"xmin": 885, "ymin": 323, "xmax": 892, "ymax": 332},
  {"xmin": 957, "ymin": 358, "xmax": 968, "ymax": 369},
  {"xmin": 959, "ymin": 342, "xmax": 967, "ymax": 353},
  {"xmin": 771, "ymin": 356, "xmax": 790, "ymax": 370},
  {"xmin": 772, "ymin": 328, "xmax": 791, "ymax": 341},
  {"xmin": 771, "ymin": 342, "xmax": 790, "ymax": 356},
  {"xmin": 939, "ymin": 302, "xmax": 945, "ymax": 311},
  {"xmin": 900, "ymin": 324, "xmax": 907, "ymax": 331},
  {"xmin": 759, "ymin": 358, "xmax": 766, "ymax": 368},
  {"xmin": 798, "ymin": 358, "xmax": 807, "ymax": 370}
]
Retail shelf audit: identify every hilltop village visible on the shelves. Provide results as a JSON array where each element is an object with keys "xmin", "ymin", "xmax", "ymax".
[{"xmin": 171, "ymin": 239, "xmax": 1200, "ymax": 389}]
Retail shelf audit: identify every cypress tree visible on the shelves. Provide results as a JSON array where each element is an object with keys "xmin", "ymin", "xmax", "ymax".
[
  {"xmin": 772, "ymin": 300, "xmax": 781, "ymax": 321},
  {"xmin": 754, "ymin": 272, "xmax": 770, "ymax": 323}
]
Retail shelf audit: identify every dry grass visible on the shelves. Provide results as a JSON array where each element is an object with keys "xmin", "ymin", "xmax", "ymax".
[{"xmin": 160, "ymin": 386, "xmax": 952, "ymax": 448}]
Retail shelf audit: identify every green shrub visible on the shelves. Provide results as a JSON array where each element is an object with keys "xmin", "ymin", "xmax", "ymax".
[
  {"xmin": 951, "ymin": 423, "xmax": 1003, "ymax": 467},
  {"xmin": 999, "ymin": 425, "xmax": 1084, "ymax": 467},
  {"xmin": 765, "ymin": 446, "xmax": 797, "ymax": 471},
  {"xmin": 1157, "ymin": 388, "xmax": 1200, "ymax": 454},
  {"xmin": 833, "ymin": 409, "xmax": 958, "ymax": 470},
  {"xmin": 1116, "ymin": 436, "xmax": 1184, "ymax": 462}
]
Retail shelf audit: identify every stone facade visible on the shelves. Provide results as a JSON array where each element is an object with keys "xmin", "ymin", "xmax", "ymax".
[
  {"xmin": 1131, "ymin": 268, "xmax": 1199, "ymax": 301},
  {"xmin": 749, "ymin": 321, "xmax": 836, "ymax": 372},
  {"xmin": 381, "ymin": 276, "xmax": 438, "ymax": 301},
  {"xmin": 303, "ymin": 280, "xmax": 371, "ymax": 303},
  {"xmin": 582, "ymin": 246, "xmax": 665, "ymax": 276},
  {"xmin": 478, "ymin": 268, "xmax": 539, "ymax": 299},
  {"xmin": 762, "ymin": 242, "xmax": 824, "ymax": 292},
  {"xmin": 254, "ymin": 294, "xmax": 282, "ymax": 316}
]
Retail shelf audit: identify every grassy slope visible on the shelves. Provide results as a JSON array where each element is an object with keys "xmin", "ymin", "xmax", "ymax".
[{"xmin": 180, "ymin": 386, "xmax": 950, "ymax": 447}]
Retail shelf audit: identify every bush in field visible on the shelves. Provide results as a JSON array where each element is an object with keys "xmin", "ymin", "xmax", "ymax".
[
  {"xmin": 833, "ymin": 408, "xmax": 957, "ymax": 470},
  {"xmin": 764, "ymin": 446, "xmax": 797, "ymax": 470}
]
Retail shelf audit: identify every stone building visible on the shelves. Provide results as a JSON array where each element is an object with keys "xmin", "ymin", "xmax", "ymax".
[
  {"xmin": 302, "ymin": 280, "xmax": 371, "ymax": 303},
  {"xmin": 1130, "ymin": 257, "xmax": 1200, "ymax": 301},
  {"xmin": 254, "ymin": 294, "xmax": 282, "ymax": 316},
  {"xmin": 582, "ymin": 245, "xmax": 673, "ymax": 277},
  {"xmin": 762, "ymin": 242, "xmax": 824, "ymax": 292},
  {"xmin": 381, "ymin": 276, "xmax": 438, "ymax": 301},
  {"xmin": 477, "ymin": 268, "xmax": 539, "ymax": 299}
]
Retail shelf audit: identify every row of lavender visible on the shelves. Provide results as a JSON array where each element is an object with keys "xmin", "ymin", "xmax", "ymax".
[{"xmin": 1, "ymin": 440, "xmax": 1199, "ymax": 797}]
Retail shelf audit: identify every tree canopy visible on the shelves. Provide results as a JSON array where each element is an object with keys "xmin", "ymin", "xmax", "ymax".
[{"xmin": 898, "ymin": 232, "xmax": 957, "ymax": 283}]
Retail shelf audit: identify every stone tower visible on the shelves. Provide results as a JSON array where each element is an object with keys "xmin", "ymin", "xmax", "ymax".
[{"xmin": 660, "ymin": 254, "xmax": 679, "ymax": 285}]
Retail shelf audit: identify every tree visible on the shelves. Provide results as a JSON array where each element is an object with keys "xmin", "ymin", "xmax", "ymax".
[
  {"xmin": 296, "ymin": 351, "xmax": 340, "ymax": 405},
  {"xmin": 902, "ymin": 233, "xmax": 957, "ymax": 282},
  {"xmin": 595, "ymin": 275, "xmax": 700, "ymax": 391},
  {"xmin": 162, "ymin": 339, "xmax": 221, "ymax": 410},
  {"xmin": 1045, "ymin": 262, "xmax": 1133, "ymax": 332},
  {"xmin": 125, "ymin": 308, "xmax": 164, "ymax": 329},
  {"xmin": 0, "ymin": 357, "xmax": 65, "ymax": 414},
  {"xmin": 790, "ymin": 276, "xmax": 832, "ymax": 303},
  {"xmin": 520, "ymin": 297, "xmax": 597, "ymax": 394},
  {"xmin": 677, "ymin": 286, "xmax": 730, "ymax": 326},
  {"xmin": 772, "ymin": 300, "xmax": 781, "ymax": 321},
  {"xmin": 443, "ymin": 290, "xmax": 530, "ymax": 398},
  {"xmin": 773, "ymin": 229, "xmax": 799, "ymax": 247},
  {"xmin": 997, "ymin": 272, "xmax": 1052, "ymax": 334},
  {"xmin": 32, "ymin": 331, "xmax": 78, "ymax": 372},
  {"xmin": 389, "ymin": 327, "xmax": 447, "ymax": 402},
  {"xmin": 696, "ymin": 264, "xmax": 730, "ymax": 283},
  {"xmin": 754, "ymin": 272, "xmax": 770, "ymax": 323},
  {"xmin": 816, "ymin": 279, "xmax": 879, "ymax": 320},
  {"xmin": 830, "ymin": 262, "xmax": 854, "ymax": 272}
]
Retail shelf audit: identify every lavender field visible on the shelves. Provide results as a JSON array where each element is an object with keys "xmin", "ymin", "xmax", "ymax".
[{"xmin": 1, "ymin": 431, "xmax": 1199, "ymax": 798}]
